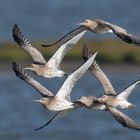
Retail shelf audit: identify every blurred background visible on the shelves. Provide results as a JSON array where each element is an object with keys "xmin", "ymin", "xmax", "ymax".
[{"xmin": 1, "ymin": 0, "xmax": 140, "ymax": 140}]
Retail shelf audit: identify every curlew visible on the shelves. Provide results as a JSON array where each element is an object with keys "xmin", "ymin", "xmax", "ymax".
[
  {"xmin": 82, "ymin": 46, "xmax": 140, "ymax": 131},
  {"xmin": 42, "ymin": 19, "xmax": 140, "ymax": 47},
  {"xmin": 13, "ymin": 52, "xmax": 97, "ymax": 130},
  {"xmin": 12, "ymin": 24, "xmax": 86, "ymax": 78}
]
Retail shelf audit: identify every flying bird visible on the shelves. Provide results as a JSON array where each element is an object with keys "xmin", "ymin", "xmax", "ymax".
[
  {"xmin": 13, "ymin": 51, "xmax": 97, "ymax": 130},
  {"xmin": 106, "ymin": 105, "xmax": 140, "ymax": 131},
  {"xmin": 43, "ymin": 19, "xmax": 140, "ymax": 48},
  {"xmin": 79, "ymin": 19, "xmax": 140, "ymax": 46},
  {"xmin": 12, "ymin": 24, "xmax": 86, "ymax": 78},
  {"xmin": 82, "ymin": 46, "xmax": 140, "ymax": 131},
  {"xmin": 83, "ymin": 46, "xmax": 139, "ymax": 109}
]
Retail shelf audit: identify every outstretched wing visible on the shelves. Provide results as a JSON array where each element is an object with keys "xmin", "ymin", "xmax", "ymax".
[
  {"xmin": 34, "ymin": 111, "xmax": 60, "ymax": 131},
  {"xmin": 95, "ymin": 19, "xmax": 127, "ymax": 34},
  {"xmin": 99, "ymin": 20, "xmax": 140, "ymax": 46},
  {"xmin": 47, "ymin": 31, "xmax": 86, "ymax": 69},
  {"xmin": 55, "ymin": 52, "xmax": 97, "ymax": 101},
  {"xmin": 42, "ymin": 26, "xmax": 87, "ymax": 47},
  {"xmin": 12, "ymin": 24, "xmax": 46, "ymax": 64},
  {"xmin": 82, "ymin": 46, "xmax": 116, "ymax": 95},
  {"xmin": 106, "ymin": 105, "xmax": 140, "ymax": 131},
  {"xmin": 117, "ymin": 80, "xmax": 140, "ymax": 100},
  {"xmin": 114, "ymin": 32, "xmax": 140, "ymax": 46},
  {"xmin": 13, "ymin": 62, "xmax": 54, "ymax": 97},
  {"xmin": 34, "ymin": 107, "xmax": 78, "ymax": 131}
]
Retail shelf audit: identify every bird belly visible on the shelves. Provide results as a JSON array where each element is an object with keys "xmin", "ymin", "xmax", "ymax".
[
  {"xmin": 44, "ymin": 68, "xmax": 66, "ymax": 78},
  {"xmin": 47, "ymin": 100, "xmax": 73, "ymax": 111},
  {"xmin": 92, "ymin": 104, "xmax": 106, "ymax": 110}
]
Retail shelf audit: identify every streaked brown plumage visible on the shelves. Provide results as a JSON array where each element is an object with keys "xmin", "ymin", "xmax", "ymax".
[
  {"xmin": 82, "ymin": 46, "xmax": 140, "ymax": 131},
  {"xmin": 79, "ymin": 19, "xmax": 140, "ymax": 46},
  {"xmin": 13, "ymin": 52, "xmax": 97, "ymax": 130},
  {"xmin": 43, "ymin": 19, "xmax": 140, "ymax": 48},
  {"xmin": 12, "ymin": 24, "xmax": 86, "ymax": 78}
]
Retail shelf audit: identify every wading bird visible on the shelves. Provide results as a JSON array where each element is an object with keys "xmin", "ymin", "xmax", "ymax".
[
  {"xmin": 13, "ymin": 52, "xmax": 97, "ymax": 130},
  {"xmin": 82, "ymin": 46, "xmax": 140, "ymax": 131},
  {"xmin": 12, "ymin": 24, "xmax": 86, "ymax": 78},
  {"xmin": 43, "ymin": 19, "xmax": 140, "ymax": 47},
  {"xmin": 79, "ymin": 19, "xmax": 140, "ymax": 46}
]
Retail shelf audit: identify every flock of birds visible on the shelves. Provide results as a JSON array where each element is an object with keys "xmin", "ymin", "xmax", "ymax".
[{"xmin": 12, "ymin": 19, "xmax": 140, "ymax": 131}]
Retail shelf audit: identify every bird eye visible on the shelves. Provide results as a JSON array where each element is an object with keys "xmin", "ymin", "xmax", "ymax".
[{"xmin": 84, "ymin": 20, "xmax": 88, "ymax": 23}]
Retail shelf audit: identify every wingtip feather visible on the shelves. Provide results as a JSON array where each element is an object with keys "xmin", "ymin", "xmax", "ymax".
[{"xmin": 41, "ymin": 44, "xmax": 53, "ymax": 47}]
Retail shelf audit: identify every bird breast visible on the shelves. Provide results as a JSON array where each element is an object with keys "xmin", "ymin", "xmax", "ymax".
[{"xmin": 46, "ymin": 98, "xmax": 74, "ymax": 111}]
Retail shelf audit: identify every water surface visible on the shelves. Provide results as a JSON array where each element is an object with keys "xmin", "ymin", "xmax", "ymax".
[
  {"xmin": 0, "ymin": 0, "xmax": 140, "ymax": 42},
  {"xmin": 1, "ymin": 70, "xmax": 140, "ymax": 140}
]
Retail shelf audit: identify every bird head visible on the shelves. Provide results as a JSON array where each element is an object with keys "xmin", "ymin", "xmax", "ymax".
[
  {"xmin": 77, "ymin": 95, "xmax": 97, "ymax": 108},
  {"xmin": 77, "ymin": 19, "xmax": 98, "ymax": 30},
  {"xmin": 33, "ymin": 98, "xmax": 50, "ymax": 106}
]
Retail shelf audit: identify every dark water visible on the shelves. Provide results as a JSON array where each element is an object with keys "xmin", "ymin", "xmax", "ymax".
[
  {"xmin": 0, "ymin": 0, "xmax": 140, "ymax": 42},
  {"xmin": 1, "ymin": 71, "xmax": 140, "ymax": 140}
]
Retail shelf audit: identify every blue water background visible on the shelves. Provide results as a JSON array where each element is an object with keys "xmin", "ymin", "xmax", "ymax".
[
  {"xmin": 0, "ymin": 0, "xmax": 140, "ymax": 42},
  {"xmin": 0, "ymin": 70, "xmax": 140, "ymax": 140}
]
